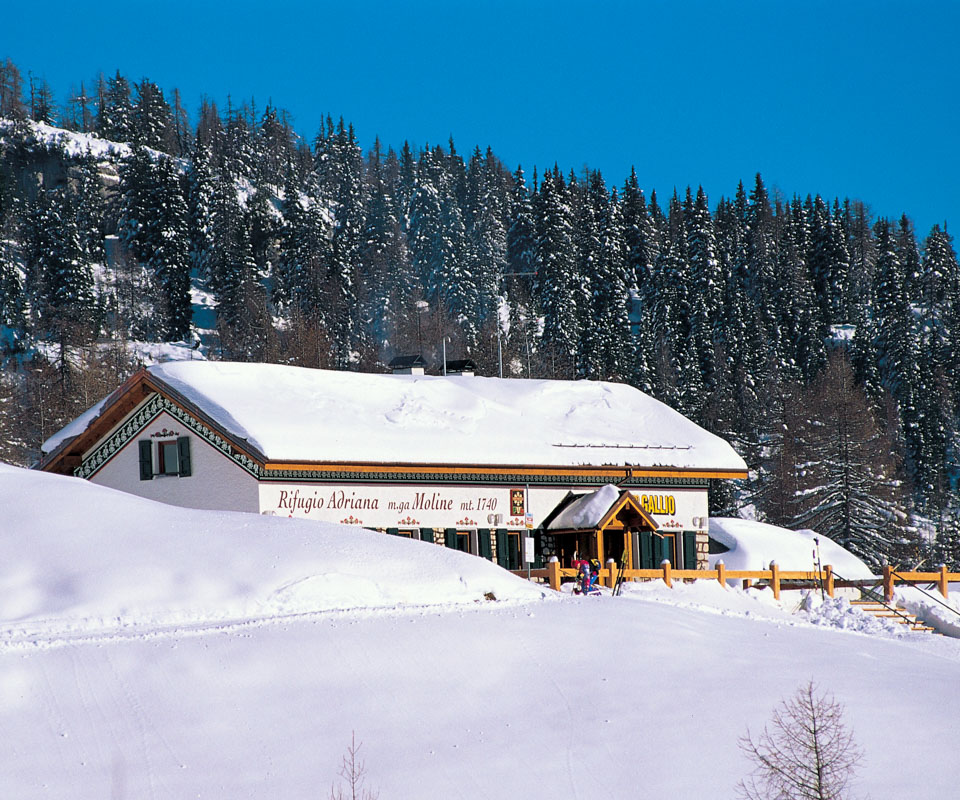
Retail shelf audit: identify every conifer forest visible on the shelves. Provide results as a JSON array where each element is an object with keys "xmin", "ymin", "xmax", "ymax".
[{"xmin": 1, "ymin": 59, "xmax": 958, "ymax": 569}]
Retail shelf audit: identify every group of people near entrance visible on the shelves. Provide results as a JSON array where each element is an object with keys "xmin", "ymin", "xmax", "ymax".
[{"xmin": 572, "ymin": 557, "xmax": 602, "ymax": 595}]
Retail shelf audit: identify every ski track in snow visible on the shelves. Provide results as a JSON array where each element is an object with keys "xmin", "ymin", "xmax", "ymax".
[{"xmin": 0, "ymin": 597, "xmax": 545, "ymax": 655}]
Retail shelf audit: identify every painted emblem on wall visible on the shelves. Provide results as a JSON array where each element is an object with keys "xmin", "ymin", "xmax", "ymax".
[
  {"xmin": 149, "ymin": 428, "xmax": 181, "ymax": 439},
  {"xmin": 510, "ymin": 488, "xmax": 525, "ymax": 517}
]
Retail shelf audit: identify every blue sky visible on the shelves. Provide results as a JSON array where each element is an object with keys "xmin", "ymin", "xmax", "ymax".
[{"xmin": 4, "ymin": 0, "xmax": 958, "ymax": 236}]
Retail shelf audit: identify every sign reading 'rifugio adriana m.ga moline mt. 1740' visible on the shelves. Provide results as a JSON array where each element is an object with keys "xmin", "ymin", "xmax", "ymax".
[{"xmin": 258, "ymin": 483, "xmax": 708, "ymax": 531}]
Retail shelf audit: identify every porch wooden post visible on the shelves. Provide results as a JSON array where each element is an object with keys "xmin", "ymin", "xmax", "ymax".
[
  {"xmin": 606, "ymin": 559, "xmax": 617, "ymax": 589},
  {"xmin": 717, "ymin": 561, "xmax": 726, "ymax": 587},
  {"xmin": 824, "ymin": 564, "xmax": 834, "ymax": 598},
  {"xmin": 883, "ymin": 565, "xmax": 894, "ymax": 603},
  {"xmin": 939, "ymin": 565, "xmax": 949, "ymax": 599},
  {"xmin": 662, "ymin": 559, "xmax": 672, "ymax": 588},
  {"xmin": 771, "ymin": 562, "xmax": 780, "ymax": 601},
  {"xmin": 596, "ymin": 529, "xmax": 605, "ymax": 565},
  {"xmin": 548, "ymin": 560, "xmax": 561, "ymax": 592}
]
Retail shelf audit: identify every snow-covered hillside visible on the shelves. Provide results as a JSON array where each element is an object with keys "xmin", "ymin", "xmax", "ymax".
[
  {"xmin": 709, "ymin": 517, "xmax": 874, "ymax": 577},
  {"xmin": 2, "ymin": 464, "xmax": 960, "ymax": 799}
]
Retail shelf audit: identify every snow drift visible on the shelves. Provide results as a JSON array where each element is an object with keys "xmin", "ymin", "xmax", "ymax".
[
  {"xmin": 709, "ymin": 517, "xmax": 873, "ymax": 578},
  {"xmin": 0, "ymin": 464, "xmax": 547, "ymax": 640}
]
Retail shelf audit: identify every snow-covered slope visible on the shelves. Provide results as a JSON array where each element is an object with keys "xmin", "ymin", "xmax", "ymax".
[
  {"xmin": 0, "ymin": 465, "xmax": 546, "ymax": 640},
  {"xmin": 709, "ymin": 516, "xmax": 874, "ymax": 578},
  {"xmin": 2, "ymin": 464, "xmax": 959, "ymax": 799}
]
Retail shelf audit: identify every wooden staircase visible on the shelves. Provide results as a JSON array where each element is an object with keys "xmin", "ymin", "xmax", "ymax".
[{"xmin": 850, "ymin": 599, "xmax": 937, "ymax": 633}]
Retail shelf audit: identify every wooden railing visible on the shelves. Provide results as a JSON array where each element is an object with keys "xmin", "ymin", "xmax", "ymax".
[
  {"xmin": 882, "ymin": 565, "xmax": 956, "ymax": 603},
  {"xmin": 512, "ymin": 561, "xmax": 960, "ymax": 602}
]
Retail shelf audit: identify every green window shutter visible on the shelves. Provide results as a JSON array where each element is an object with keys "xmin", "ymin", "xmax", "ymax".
[
  {"xmin": 478, "ymin": 528, "xmax": 492, "ymax": 560},
  {"xmin": 177, "ymin": 436, "xmax": 192, "ymax": 477},
  {"xmin": 444, "ymin": 528, "xmax": 457, "ymax": 548},
  {"xmin": 683, "ymin": 530, "xmax": 698, "ymax": 570},
  {"xmin": 419, "ymin": 527, "xmax": 434, "ymax": 544},
  {"xmin": 660, "ymin": 534, "xmax": 673, "ymax": 565},
  {"xmin": 138, "ymin": 440, "xmax": 153, "ymax": 481},
  {"xmin": 386, "ymin": 527, "xmax": 399, "ymax": 537},
  {"xmin": 495, "ymin": 529, "xmax": 508, "ymax": 567},
  {"xmin": 508, "ymin": 533, "xmax": 520, "ymax": 570},
  {"xmin": 639, "ymin": 530, "xmax": 654, "ymax": 569}
]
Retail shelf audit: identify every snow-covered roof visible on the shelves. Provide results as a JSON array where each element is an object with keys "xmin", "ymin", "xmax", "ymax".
[
  {"xmin": 126, "ymin": 362, "xmax": 745, "ymax": 471},
  {"xmin": 547, "ymin": 484, "xmax": 622, "ymax": 530},
  {"xmin": 708, "ymin": 518, "xmax": 873, "ymax": 578}
]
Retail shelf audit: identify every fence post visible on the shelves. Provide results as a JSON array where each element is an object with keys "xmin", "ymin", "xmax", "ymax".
[
  {"xmin": 662, "ymin": 560, "xmax": 672, "ymax": 588},
  {"xmin": 548, "ymin": 559, "xmax": 561, "ymax": 592},
  {"xmin": 939, "ymin": 564, "xmax": 949, "ymax": 599},
  {"xmin": 606, "ymin": 559, "xmax": 617, "ymax": 589},
  {"xmin": 770, "ymin": 562, "xmax": 780, "ymax": 601},
  {"xmin": 824, "ymin": 564, "xmax": 834, "ymax": 598},
  {"xmin": 883, "ymin": 565, "xmax": 894, "ymax": 603},
  {"xmin": 717, "ymin": 560, "xmax": 726, "ymax": 587}
]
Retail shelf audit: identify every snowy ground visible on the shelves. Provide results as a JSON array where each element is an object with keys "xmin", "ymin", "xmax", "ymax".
[{"xmin": 2, "ymin": 464, "xmax": 960, "ymax": 799}]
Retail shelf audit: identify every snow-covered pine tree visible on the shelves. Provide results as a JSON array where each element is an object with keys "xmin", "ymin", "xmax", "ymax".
[
  {"xmin": 574, "ymin": 171, "xmax": 605, "ymax": 377},
  {"xmin": 585, "ymin": 182, "xmax": 632, "ymax": 382},
  {"xmin": 256, "ymin": 105, "xmax": 295, "ymax": 189},
  {"xmin": 187, "ymin": 143, "xmax": 217, "ymax": 284},
  {"xmin": 407, "ymin": 148, "xmax": 443, "ymax": 293},
  {"xmin": 149, "ymin": 157, "xmax": 191, "ymax": 340},
  {"xmin": 505, "ymin": 165, "xmax": 537, "ymax": 308},
  {"xmin": 433, "ymin": 191, "xmax": 480, "ymax": 346},
  {"xmin": 132, "ymin": 79, "xmax": 175, "ymax": 154},
  {"xmin": 685, "ymin": 185, "xmax": 722, "ymax": 395},
  {"xmin": 621, "ymin": 167, "xmax": 657, "ymax": 294},
  {"xmin": 396, "ymin": 140, "xmax": 417, "ymax": 228},
  {"xmin": 73, "ymin": 156, "xmax": 105, "ymax": 266},
  {"xmin": 223, "ymin": 103, "xmax": 258, "ymax": 183},
  {"xmin": 534, "ymin": 166, "xmax": 579, "ymax": 375},
  {"xmin": 0, "ymin": 232, "xmax": 24, "ymax": 332},
  {"xmin": 465, "ymin": 147, "xmax": 508, "ymax": 334},
  {"xmin": 323, "ymin": 120, "xmax": 367, "ymax": 367},
  {"xmin": 897, "ymin": 214, "xmax": 923, "ymax": 305},
  {"xmin": 774, "ymin": 200, "xmax": 825, "ymax": 384},
  {"xmin": 97, "ymin": 71, "xmax": 134, "ymax": 143},
  {"xmin": 361, "ymin": 140, "xmax": 412, "ymax": 349},
  {"xmin": 845, "ymin": 199, "xmax": 877, "ymax": 331},
  {"xmin": 790, "ymin": 351, "xmax": 913, "ymax": 569},
  {"xmin": 29, "ymin": 75, "xmax": 56, "ymax": 125},
  {"xmin": 910, "ymin": 315, "xmax": 954, "ymax": 509},
  {"xmin": 807, "ymin": 195, "xmax": 846, "ymax": 326}
]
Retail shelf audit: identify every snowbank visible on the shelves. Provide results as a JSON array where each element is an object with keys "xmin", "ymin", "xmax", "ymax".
[
  {"xmin": 709, "ymin": 517, "xmax": 873, "ymax": 578},
  {"xmin": 897, "ymin": 585, "xmax": 960, "ymax": 637},
  {"xmin": 0, "ymin": 464, "xmax": 547, "ymax": 639}
]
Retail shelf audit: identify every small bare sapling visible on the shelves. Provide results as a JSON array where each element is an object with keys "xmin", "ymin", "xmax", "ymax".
[
  {"xmin": 738, "ymin": 681, "xmax": 863, "ymax": 800},
  {"xmin": 330, "ymin": 732, "xmax": 379, "ymax": 800}
]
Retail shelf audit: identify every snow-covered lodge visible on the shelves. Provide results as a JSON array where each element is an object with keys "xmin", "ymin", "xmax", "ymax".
[{"xmin": 38, "ymin": 362, "xmax": 747, "ymax": 572}]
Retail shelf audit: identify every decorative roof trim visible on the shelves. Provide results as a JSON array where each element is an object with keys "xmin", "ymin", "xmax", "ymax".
[
  {"xmin": 260, "ymin": 469, "xmax": 710, "ymax": 488},
  {"xmin": 75, "ymin": 394, "xmax": 262, "ymax": 480},
  {"xmin": 263, "ymin": 462, "xmax": 742, "ymax": 480}
]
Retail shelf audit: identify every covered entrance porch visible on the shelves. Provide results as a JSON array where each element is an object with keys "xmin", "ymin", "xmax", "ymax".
[{"xmin": 543, "ymin": 485, "xmax": 667, "ymax": 570}]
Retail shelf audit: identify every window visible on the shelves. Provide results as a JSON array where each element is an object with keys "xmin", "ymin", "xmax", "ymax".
[
  {"xmin": 444, "ymin": 528, "xmax": 473, "ymax": 553},
  {"xmin": 159, "ymin": 441, "xmax": 179, "ymax": 475},
  {"xmin": 138, "ymin": 437, "xmax": 192, "ymax": 481}
]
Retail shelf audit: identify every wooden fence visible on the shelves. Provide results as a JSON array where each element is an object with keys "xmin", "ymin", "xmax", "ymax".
[{"xmin": 514, "ymin": 561, "xmax": 960, "ymax": 602}]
